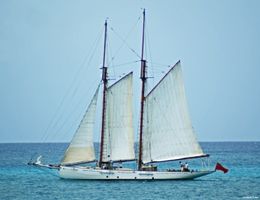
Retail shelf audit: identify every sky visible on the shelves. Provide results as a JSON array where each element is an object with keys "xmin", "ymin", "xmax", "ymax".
[{"xmin": 0, "ymin": 0, "xmax": 260, "ymax": 142}]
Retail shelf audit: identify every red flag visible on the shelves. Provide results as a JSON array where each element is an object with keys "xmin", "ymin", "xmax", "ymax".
[{"xmin": 215, "ymin": 163, "xmax": 228, "ymax": 173}]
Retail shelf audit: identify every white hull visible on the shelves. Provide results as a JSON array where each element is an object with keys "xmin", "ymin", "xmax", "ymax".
[{"xmin": 59, "ymin": 166, "xmax": 215, "ymax": 180}]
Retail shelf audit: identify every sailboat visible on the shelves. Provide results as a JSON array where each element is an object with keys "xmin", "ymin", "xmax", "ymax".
[{"xmin": 29, "ymin": 10, "xmax": 228, "ymax": 180}]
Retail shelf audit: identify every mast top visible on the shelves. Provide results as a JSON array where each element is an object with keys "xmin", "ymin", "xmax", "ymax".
[
  {"xmin": 141, "ymin": 9, "xmax": 146, "ymax": 62},
  {"xmin": 101, "ymin": 19, "xmax": 108, "ymax": 82}
]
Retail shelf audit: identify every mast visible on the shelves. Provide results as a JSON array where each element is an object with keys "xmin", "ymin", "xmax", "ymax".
[
  {"xmin": 138, "ymin": 9, "xmax": 146, "ymax": 170},
  {"xmin": 99, "ymin": 20, "xmax": 108, "ymax": 167}
]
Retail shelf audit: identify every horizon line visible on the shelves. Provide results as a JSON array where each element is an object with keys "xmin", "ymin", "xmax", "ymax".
[{"xmin": 0, "ymin": 140, "xmax": 260, "ymax": 144}]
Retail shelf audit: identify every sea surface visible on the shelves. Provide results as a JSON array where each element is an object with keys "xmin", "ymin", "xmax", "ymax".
[{"xmin": 0, "ymin": 142, "xmax": 259, "ymax": 200}]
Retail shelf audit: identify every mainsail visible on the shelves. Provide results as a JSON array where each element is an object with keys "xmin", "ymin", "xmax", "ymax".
[
  {"xmin": 142, "ymin": 61, "xmax": 207, "ymax": 164},
  {"xmin": 61, "ymin": 86, "xmax": 99, "ymax": 165},
  {"xmin": 102, "ymin": 72, "xmax": 135, "ymax": 162}
]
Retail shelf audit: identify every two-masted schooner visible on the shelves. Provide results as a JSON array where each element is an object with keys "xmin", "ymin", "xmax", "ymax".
[{"xmin": 29, "ymin": 10, "xmax": 227, "ymax": 180}]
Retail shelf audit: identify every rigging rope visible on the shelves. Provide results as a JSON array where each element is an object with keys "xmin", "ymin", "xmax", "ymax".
[
  {"xmin": 40, "ymin": 25, "xmax": 104, "ymax": 143},
  {"xmin": 60, "ymin": 80, "xmax": 101, "ymax": 139},
  {"xmin": 108, "ymin": 15, "xmax": 142, "ymax": 63},
  {"xmin": 146, "ymin": 22, "xmax": 156, "ymax": 90},
  {"xmin": 110, "ymin": 60, "xmax": 139, "ymax": 68}
]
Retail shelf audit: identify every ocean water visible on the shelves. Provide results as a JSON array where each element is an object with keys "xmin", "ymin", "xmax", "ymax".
[{"xmin": 0, "ymin": 142, "xmax": 259, "ymax": 200}]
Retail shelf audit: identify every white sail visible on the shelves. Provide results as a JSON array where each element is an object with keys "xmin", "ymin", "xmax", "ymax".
[
  {"xmin": 102, "ymin": 72, "xmax": 135, "ymax": 162},
  {"xmin": 142, "ymin": 61, "xmax": 207, "ymax": 164},
  {"xmin": 61, "ymin": 86, "xmax": 99, "ymax": 165}
]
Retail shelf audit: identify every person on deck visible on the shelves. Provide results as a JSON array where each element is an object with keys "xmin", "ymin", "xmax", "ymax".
[
  {"xmin": 179, "ymin": 161, "xmax": 184, "ymax": 172},
  {"xmin": 184, "ymin": 162, "xmax": 190, "ymax": 172}
]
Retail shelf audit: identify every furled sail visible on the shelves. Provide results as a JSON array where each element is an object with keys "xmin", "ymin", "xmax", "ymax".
[
  {"xmin": 142, "ymin": 61, "xmax": 207, "ymax": 164},
  {"xmin": 102, "ymin": 72, "xmax": 135, "ymax": 162},
  {"xmin": 61, "ymin": 86, "xmax": 99, "ymax": 165}
]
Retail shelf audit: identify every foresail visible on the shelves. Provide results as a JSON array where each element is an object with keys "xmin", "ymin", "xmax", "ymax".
[
  {"xmin": 61, "ymin": 86, "xmax": 99, "ymax": 165},
  {"xmin": 142, "ymin": 61, "xmax": 206, "ymax": 164},
  {"xmin": 102, "ymin": 72, "xmax": 135, "ymax": 162}
]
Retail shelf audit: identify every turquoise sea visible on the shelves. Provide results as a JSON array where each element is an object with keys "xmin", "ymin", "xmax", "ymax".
[{"xmin": 0, "ymin": 142, "xmax": 259, "ymax": 200}]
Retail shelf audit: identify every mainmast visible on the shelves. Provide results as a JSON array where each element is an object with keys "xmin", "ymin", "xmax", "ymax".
[
  {"xmin": 99, "ymin": 20, "xmax": 108, "ymax": 167},
  {"xmin": 138, "ymin": 9, "xmax": 146, "ymax": 170}
]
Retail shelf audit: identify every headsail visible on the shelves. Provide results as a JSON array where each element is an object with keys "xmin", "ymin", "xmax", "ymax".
[
  {"xmin": 142, "ymin": 61, "xmax": 207, "ymax": 164},
  {"xmin": 61, "ymin": 86, "xmax": 99, "ymax": 165},
  {"xmin": 102, "ymin": 72, "xmax": 135, "ymax": 162}
]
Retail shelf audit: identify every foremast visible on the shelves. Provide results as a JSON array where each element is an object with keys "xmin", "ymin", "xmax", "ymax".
[
  {"xmin": 99, "ymin": 20, "xmax": 108, "ymax": 167},
  {"xmin": 138, "ymin": 9, "xmax": 146, "ymax": 171}
]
